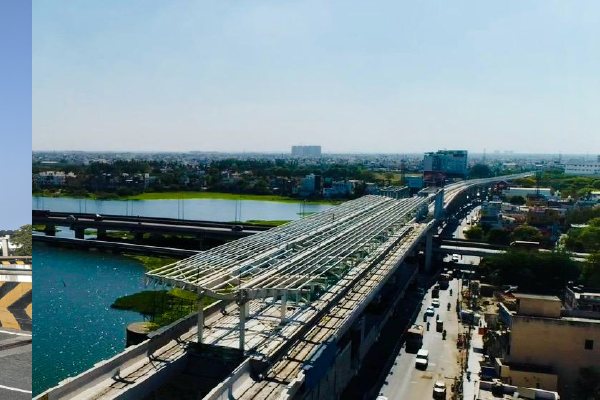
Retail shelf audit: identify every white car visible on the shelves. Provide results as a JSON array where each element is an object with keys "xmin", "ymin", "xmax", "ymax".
[
  {"xmin": 415, "ymin": 349, "xmax": 429, "ymax": 369},
  {"xmin": 433, "ymin": 381, "xmax": 446, "ymax": 399},
  {"xmin": 432, "ymin": 299, "xmax": 440, "ymax": 308},
  {"xmin": 425, "ymin": 306, "xmax": 435, "ymax": 316},
  {"xmin": 452, "ymin": 254, "xmax": 460, "ymax": 263}
]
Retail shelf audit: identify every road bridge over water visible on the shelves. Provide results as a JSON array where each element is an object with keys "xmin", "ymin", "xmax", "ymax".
[{"xmin": 35, "ymin": 173, "xmax": 532, "ymax": 400}]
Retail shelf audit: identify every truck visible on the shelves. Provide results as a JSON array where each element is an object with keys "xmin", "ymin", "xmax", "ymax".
[
  {"xmin": 439, "ymin": 274, "xmax": 451, "ymax": 289},
  {"xmin": 405, "ymin": 324, "xmax": 424, "ymax": 352}
]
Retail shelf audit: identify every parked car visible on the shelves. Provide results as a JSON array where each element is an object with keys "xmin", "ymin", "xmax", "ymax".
[{"xmin": 433, "ymin": 381, "xmax": 446, "ymax": 399}]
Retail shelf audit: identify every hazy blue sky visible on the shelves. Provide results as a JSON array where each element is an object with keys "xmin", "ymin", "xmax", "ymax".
[
  {"xmin": 1, "ymin": 0, "xmax": 31, "ymax": 229},
  {"xmin": 33, "ymin": 1, "xmax": 599, "ymax": 154}
]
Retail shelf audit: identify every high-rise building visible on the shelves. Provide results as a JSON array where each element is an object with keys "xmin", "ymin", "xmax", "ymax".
[
  {"xmin": 291, "ymin": 145, "xmax": 322, "ymax": 157},
  {"xmin": 423, "ymin": 150, "xmax": 468, "ymax": 182}
]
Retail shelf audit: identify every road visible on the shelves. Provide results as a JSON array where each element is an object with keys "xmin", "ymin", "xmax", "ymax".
[
  {"xmin": 379, "ymin": 278, "xmax": 461, "ymax": 400},
  {"xmin": 0, "ymin": 329, "xmax": 32, "ymax": 400}
]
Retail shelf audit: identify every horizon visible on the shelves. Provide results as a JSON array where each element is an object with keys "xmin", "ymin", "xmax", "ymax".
[{"xmin": 33, "ymin": 1, "xmax": 600, "ymax": 154}]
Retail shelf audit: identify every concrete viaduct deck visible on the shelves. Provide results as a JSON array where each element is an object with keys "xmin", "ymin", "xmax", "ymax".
[{"xmin": 34, "ymin": 173, "xmax": 533, "ymax": 400}]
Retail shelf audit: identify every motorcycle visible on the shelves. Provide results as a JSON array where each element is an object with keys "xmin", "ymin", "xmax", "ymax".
[
  {"xmin": 447, "ymin": 302, "xmax": 451, "ymax": 311},
  {"xmin": 442, "ymin": 330, "xmax": 447, "ymax": 340}
]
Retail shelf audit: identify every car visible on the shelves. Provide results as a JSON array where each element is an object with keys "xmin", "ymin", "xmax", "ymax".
[
  {"xmin": 433, "ymin": 381, "xmax": 446, "ymax": 399},
  {"xmin": 231, "ymin": 225, "xmax": 244, "ymax": 232},
  {"xmin": 66, "ymin": 215, "xmax": 77, "ymax": 223},
  {"xmin": 425, "ymin": 306, "xmax": 435, "ymax": 317},
  {"xmin": 94, "ymin": 213, "xmax": 103, "ymax": 221},
  {"xmin": 432, "ymin": 299, "xmax": 440, "ymax": 308},
  {"xmin": 452, "ymin": 254, "xmax": 460, "ymax": 263},
  {"xmin": 415, "ymin": 349, "xmax": 429, "ymax": 369}
]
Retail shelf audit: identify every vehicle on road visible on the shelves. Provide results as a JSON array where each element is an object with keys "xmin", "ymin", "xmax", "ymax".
[
  {"xmin": 66, "ymin": 215, "xmax": 77, "ymax": 223},
  {"xmin": 432, "ymin": 285, "xmax": 440, "ymax": 299},
  {"xmin": 231, "ymin": 225, "xmax": 244, "ymax": 232},
  {"xmin": 432, "ymin": 299, "xmax": 440, "ymax": 308},
  {"xmin": 433, "ymin": 381, "xmax": 446, "ymax": 399},
  {"xmin": 436, "ymin": 320, "xmax": 444, "ymax": 332},
  {"xmin": 415, "ymin": 349, "xmax": 429, "ymax": 369},
  {"xmin": 94, "ymin": 213, "xmax": 103, "ymax": 221},
  {"xmin": 405, "ymin": 324, "xmax": 424, "ymax": 352},
  {"xmin": 425, "ymin": 306, "xmax": 435, "ymax": 317},
  {"xmin": 452, "ymin": 254, "xmax": 460, "ymax": 263}
]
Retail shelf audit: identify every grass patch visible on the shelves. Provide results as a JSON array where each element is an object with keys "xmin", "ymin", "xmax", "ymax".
[
  {"xmin": 241, "ymin": 220, "xmax": 291, "ymax": 226},
  {"xmin": 112, "ymin": 289, "xmax": 215, "ymax": 330},
  {"xmin": 123, "ymin": 254, "xmax": 180, "ymax": 271}
]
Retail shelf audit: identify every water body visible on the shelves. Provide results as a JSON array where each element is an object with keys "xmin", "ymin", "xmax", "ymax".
[
  {"xmin": 32, "ymin": 244, "xmax": 155, "ymax": 396},
  {"xmin": 33, "ymin": 196, "xmax": 333, "ymax": 222}
]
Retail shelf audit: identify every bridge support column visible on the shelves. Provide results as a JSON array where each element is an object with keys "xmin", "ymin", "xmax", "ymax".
[
  {"xmin": 197, "ymin": 290, "xmax": 205, "ymax": 344},
  {"xmin": 424, "ymin": 233, "xmax": 433, "ymax": 272},
  {"xmin": 97, "ymin": 228, "xmax": 107, "ymax": 240},
  {"xmin": 44, "ymin": 224, "xmax": 56, "ymax": 236},
  {"xmin": 238, "ymin": 300, "xmax": 248, "ymax": 352},
  {"xmin": 280, "ymin": 290, "xmax": 287, "ymax": 325},
  {"xmin": 75, "ymin": 228, "xmax": 85, "ymax": 239}
]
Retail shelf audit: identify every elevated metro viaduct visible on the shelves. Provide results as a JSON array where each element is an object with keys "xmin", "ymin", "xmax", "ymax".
[
  {"xmin": 35, "ymin": 173, "xmax": 531, "ymax": 400},
  {"xmin": 33, "ymin": 212, "xmax": 270, "ymax": 245}
]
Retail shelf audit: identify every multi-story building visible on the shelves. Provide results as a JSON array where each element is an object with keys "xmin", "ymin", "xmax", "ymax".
[
  {"xmin": 423, "ymin": 150, "xmax": 468, "ymax": 183},
  {"xmin": 479, "ymin": 200, "xmax": 503, "ymax": 228},
  {"xmin": 495, "ymin": 293, "xmax": 600, "ymax": 398},
  {"xmin": 564, "ymin": 159, "xmax": 600, "ymax": 177},
  {"xmin": 33, "ymin": 171, "xmax": 77, "ymax": 187},
  {"xmin": 291, "ymin": 145, "xmax": 322, "ymax": 157}
]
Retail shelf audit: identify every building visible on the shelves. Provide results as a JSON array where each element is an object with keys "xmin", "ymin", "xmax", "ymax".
[
  {"xmin": 476, "ymin": 380, "xmax": 559, "ymax": 400},
  {"xmin": 298, "ymin": 173, "xmax": 322, "ymax": 197},
  {"xmin": 33, "ymin": 171, "xmax": 76, "ymax": 187},
  {"xmin": 423, "ymin": 150, "xmax": 468, "ymax": 182},
  {"xmin": 479, "ymin": 200, "xmax": 503, "ymax": 228},
  {"xmin": 564, "ymin": 284, "xmax": 600, "ymax": 314},
  {"xmin": 564, "ymin": 159, "xmax": 600, "ymax": 177},
  {"xmin": 291, "ymin": 145, "xmax": 322, "ymax": 157},
  {"xmin": 322, "ymin": 180, "xmax": 354, "ymax": 198},
  {"xmin": 495, "ymin": 293, "xmax": 600, "ymax": 398},
  {"xmin": 502, "ymin": 187, "xmax": 554, "ymax": 200}
]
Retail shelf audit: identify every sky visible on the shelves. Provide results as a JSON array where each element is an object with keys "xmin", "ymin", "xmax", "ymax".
[
  {"xmin": 1, "ymin": 0, "xmax": 31, "ymax": 229},
  {"xmin": 33, "ymin": 1, "xmax": 600, "ymax": 154}
]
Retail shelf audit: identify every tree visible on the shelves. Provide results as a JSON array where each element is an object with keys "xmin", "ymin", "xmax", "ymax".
[
  {"xmin": 486, "ymin": 228, "xmax": 511, "ymax": 245},
  {"xmin": 509, "ymin": 195, "xmax": 526, "ymax": 205},
  {"xmin": 511, "ymin": 225, "xmax": 543, "ymax": 242},
  {"xmin": 10, "ymin": 225, "xmax": 32, "ymax": 256},
  {"xmin": 469, "ymin": 164, "xmax": 493, "ymax": 179},
  {"xmin": 582, "ymin": 253, "xmax": 600, "ymax": 287},
  {"xmin": 464, "ymin": 225, "xmax": 484, "ymax": 241}
]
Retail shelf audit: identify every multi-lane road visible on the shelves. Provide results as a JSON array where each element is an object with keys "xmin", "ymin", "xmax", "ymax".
[
  {"xmin": 0, "ymin": 329, "xmax": 32, "ymax": 400},
  {"xmin": 379, "ymin": 277, "xmax": 461, "ymax": 400}
]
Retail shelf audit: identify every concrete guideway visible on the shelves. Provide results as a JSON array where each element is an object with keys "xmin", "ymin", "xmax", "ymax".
[{"xmin": 35, "ymin": 173, "xmax": 533, "ymax": 400}]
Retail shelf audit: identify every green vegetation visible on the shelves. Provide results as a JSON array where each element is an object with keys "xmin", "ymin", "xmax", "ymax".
[
  {"xmin": 513, "ymin": 169, "xmax": 600, "ymax": 199},
  {"xmin": 509, "ymin": 195, "xmax": 526, "ymax": 205},
  {"xmin": 464, "ymin": 225, "xmax": 484, "ymax": 240},
  {"xmin": 243, "ymin": 220, "xmax": 291, "ymax": 226},
  {"xmin": 486, "ymin": 228, "xmax": 511, "ymax": 245},
  {"xmin": 112, "ymin": 289, "xmax": 215, "ymax": 330},
  {"xmin": 565, "ymin": 219, "xmax": 600, "ymax": 253},
  {"xmin": 123, "ymin": 254, "xmax": 180, "ymax": 271},
  {"xmin": 481, "ymin": 249, "xmax": 581, "ymax": 293},
  {"xmin": 511, "ymin": 225, "xmax": 544, "ymax": 242},
  {"xmin": 123, "ymin": 191, "xmax": 337, "ymax": 204},
  {"xmin": 107, "ymin": 231, "xmax": 135, "ymax": 240},
  {"xmin": 10, "ymin": 225, "xmax": 32, "ymax": 256},
  {"xmin": 469, "ymin": 164, "xmax": 493, "ymax": 179}
]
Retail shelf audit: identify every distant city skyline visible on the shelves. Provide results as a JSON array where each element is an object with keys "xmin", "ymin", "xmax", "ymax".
[{"xmin": 33, "ymin": 1, "xmax": 600, "ymax": 154}]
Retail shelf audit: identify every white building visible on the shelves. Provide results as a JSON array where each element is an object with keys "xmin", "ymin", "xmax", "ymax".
[
  {"xmin": 423, "ymin": 150, "xmax": 468, "ymax": 178},
  {"xmin": 502, "ymin": 187, "xmax": 554, "ymax": 199},
  {"xmin": 565, "ymin": 160, "xmax": 600, "ymax": 177},
  {"xmin": 33, "ymin": 171, "xmax": 76, "ymax": 186}
]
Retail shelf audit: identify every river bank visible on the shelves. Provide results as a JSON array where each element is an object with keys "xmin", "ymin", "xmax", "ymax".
[{"xmin": 33, "ymin": 189, "xmax": 341, "ymax": 204}]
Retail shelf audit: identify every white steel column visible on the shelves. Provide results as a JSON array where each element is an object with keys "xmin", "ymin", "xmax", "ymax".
[
  {"xmin": 280, "ymin": 290, "xmax": 287, "ymax": 324},
  {"xmin": 197, "ymin": 290, "xmax": 205, "ymax": 344}
]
